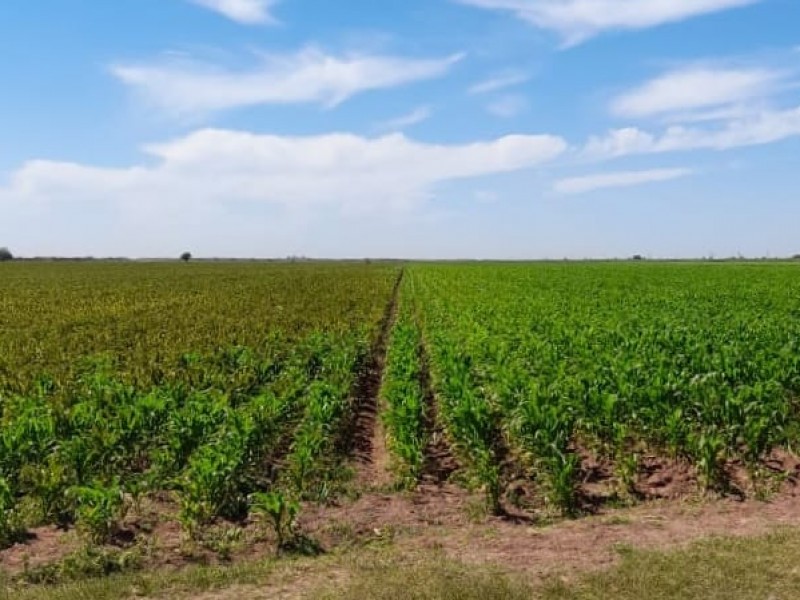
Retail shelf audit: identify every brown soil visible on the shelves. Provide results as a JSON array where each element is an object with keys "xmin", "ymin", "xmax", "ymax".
[
  {"xmin": 179, "ymin": 486, "xmax": 800, "ymax": 600},
  {"xmin": 0, "ymin": 526, "xmax": 79, "ymax": 573},
  {"xmin": 349, "ymin": 269, "xmax": 404, "ymax": 489},
  {"xmin": 576, "ymin": 448, "xmax": 699, "ymax": 509},
  {"xmin": 635, "ymin": 455, "xmax": 698, "ymax": 499},
  {"xmin": 300, "ymin": 483, "xmax": 472, "ymax": 546},
  {"xmin": 297, "ymin": 461, "xmax": 800, "ymax": 583},
  {"xmin": 448, "ymin": 491, "xmax": 800, "ymax": 580}
]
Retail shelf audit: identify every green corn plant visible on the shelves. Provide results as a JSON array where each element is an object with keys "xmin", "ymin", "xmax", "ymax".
[
  {"xmin": 615, "ymin": 452, "xmax": 640, "ymax": 499},
  {"xmin": 284, "ymin": 369, "xmax": 355, "ymax": 499},
  {"xmin": 178, "ymin": 431, "xmax": 251, "ymax": 536},
  {"xmin": 690, "ymin": 429, "xmax": 727, "ymax": 491},
  {"xmin": 663, "ymin": 407, "xmax": 687, "ymax": 458},
  {"xmin": 67, "ymin": 479, "xmax": 128, "ymax": 544},
  {"xmin": 0, "ymin": 477, "xmax": 25, "ymax": 548},
  {"xmin": 516, "ymin": 406, "xmax": 579, "ymax": 514},
  {"xmin": 250, "ymin": 491, "xmax": 300, "ymax": 555},
  {"xmin": 18, "ymin": 456, "xmax": 75, "ymax": 527},
  {"xmin": 436, "ymin": 348, "xmax": 504, "ymax": 513}
]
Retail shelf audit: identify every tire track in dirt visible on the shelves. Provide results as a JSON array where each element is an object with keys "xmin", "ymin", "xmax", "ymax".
[{"xmin": 349, "ymin": 268, "xmax": 404, "ymax": 488}]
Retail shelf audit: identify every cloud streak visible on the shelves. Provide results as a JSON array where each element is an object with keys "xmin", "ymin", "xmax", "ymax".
[
  {"xmin": 585, "ymin": 106, "xmax": 800, "ymax": 158},
  {"xmin": 486, "ymin": 94, "xmax": 528, "ymax": 118},
  {"xmin": 376, "ymin": 106, "xmax": 433, "ymax": 131},
  {"xmin": 455, "ymin": 0, "xmax": 762, "ymax": 45},
  {"xmin": 554, "ymin": 168, "xmax": 693, "ymax": 194},
  {"xmin": 112, "ymin": 48, "xmax": 464, "ymax": 115},
  {"xmin": 612, "ymin": 66, "xmax": 782, "ymax": 119},
  {"xmin": 188, "ymin": 0, "xmax": 279, "ymax": 24},
  {"xmin": 469, "ymin": 70, "xmax": 529, "ymax": 94}
]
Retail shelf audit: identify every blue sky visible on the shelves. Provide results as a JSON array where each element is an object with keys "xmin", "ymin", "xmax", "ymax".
[{"xmin": 1, "ymin": 0, "xmax": 799, "ymax": 258}]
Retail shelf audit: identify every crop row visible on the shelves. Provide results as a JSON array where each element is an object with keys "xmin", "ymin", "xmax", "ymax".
[{"xmin": 379, "ymin": 279, "xmax": 427, "ymax": 488}]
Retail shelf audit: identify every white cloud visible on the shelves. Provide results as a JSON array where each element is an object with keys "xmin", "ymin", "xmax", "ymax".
[
  {"xmin": 455, "ymin": 0, "xmax": 761, "ymax": 45},
  {"xmin": 487, "ymin": 94, "xmax": 528, "ymax": 118},
  {"xmin": 188, "ymin": 0, "xmax": 279, "ymax": 24},
  {"xmin": 585, "ymin": 106, "xmax": 800, "ymax": 158},
  {"xmin": 0, "ymin": 129, "xmax": 566, "ymax": 256},
  {"xmin": 554, "ymin": 168, "xmax": 693, "ymax": 194},
  {"xmin": 111, "ymin": 48, "xmax": 464, "ymax": 115},
  {"xmin": 1, "ymin": 129, "xmax": 566, "ymax": 220},
  {"xmin": 469, "ymin": 70, "xmax": 529, "ymax": 94},
  {"xmin": 583, "ymin": 127, "xmax": 658, "ymax": 158},
  {"xmin": 612, "ymin": 66, "xmax": 781, "ymax": 119},
  {"xmin": 664, "ymin": 104, "xmax": 759, "ymax": 124},
  {"xmin": 375, "ymin": 106, "xmax": 433, "ymax": 131}
]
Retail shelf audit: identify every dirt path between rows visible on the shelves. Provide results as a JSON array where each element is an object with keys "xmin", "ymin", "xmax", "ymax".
[{"xmin": 349, "ymin": 268, "xmax": 404, "ymax": 489}]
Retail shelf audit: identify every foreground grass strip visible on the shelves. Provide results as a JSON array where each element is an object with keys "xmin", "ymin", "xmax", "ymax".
[
  {"xmin": 0, "ymin": 559, "xmax": 278, "ymax": 600},
  {"xmin": 313, "ymin": 557, "xmax": 532, "ymax": 600},
  {"xmin": 8, "ymin": 527, "xmax": 800, "ymax": 599},
  {"xmin": 542, "ymin": 528, "xmax": 800, "ymax": 600}
]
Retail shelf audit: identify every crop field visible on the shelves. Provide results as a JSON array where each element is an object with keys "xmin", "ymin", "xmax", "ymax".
[
  {"xmin": 2, "ymin": 260, "xmax": 800, "ymax": 587},
  {"xmin": 395, "ymin": 263, "xmax": 800, "ymax": 512},
  {"xmin": 0, "ymin": 262, "xmax": 399, "ymax": 549}
]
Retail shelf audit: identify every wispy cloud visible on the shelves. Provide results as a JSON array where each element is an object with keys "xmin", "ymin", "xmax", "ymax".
[
  {"xmin": 455, "ymin": 0, "xmax": 762, "ymax": 46},
  {"xmin": 487, "ymin": 94, "xmax": 528, "ymax": 118},
  {"xmin": 188, "ymin": 0, "xmax": 279, "ymax": 24},
  {"xmin": 554, "ymin": 168, "xmax": 693, "ymax": 194},
  {"xmin": 111, "ymin": 48, "xmax": 464, "ymax": 116},
  {"xmin": 376, "ymin": 106, "xmax": 433, "ymax": 131},
  {"xmin": 585, "ymin": 105, "xmax": 800, "ymax": 158},
  {"xmin": 612, "ymin": 66, "xmax": 782, "ymax": 120},
  {"xmin": 469, "ymin": 70, "xmax": 529, "ymax": 94}
]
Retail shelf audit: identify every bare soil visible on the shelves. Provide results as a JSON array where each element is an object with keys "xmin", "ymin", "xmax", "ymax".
[
  {"xmin": 349, "ymin": 269, "xmax": 404, "ymax": 489},
  {"xmin": 0, "ymin": 526, "xmax": 79, "ymax": 573},
  {"xmin": 180, "ymin": 485, "xmax": 800, "ymax": 600}
]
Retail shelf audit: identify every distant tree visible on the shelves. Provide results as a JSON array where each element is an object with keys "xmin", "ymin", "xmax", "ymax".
[
  {"xmin": 0, "ymin": 247, "xmax": 13, "ymax": 261},
  {"xmin": 793, "ymin": 254, "xmax": 800, "ymax": 260},
  {"xmin": 180, "ymin": 252, "xmax": 192, "ymax": 262},
  {"xmin": 632, "ymin": 254, "xmax": 644, "ymax": 261}
]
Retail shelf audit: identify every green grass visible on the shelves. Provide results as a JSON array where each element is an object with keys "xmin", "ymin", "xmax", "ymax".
[
  {"xmin": 541, "ymin": 528, "xmax": 800, "ymax": 600},
  {"xmin": 313, "ymin": 558, "xmax": 531, "ymax": 600},
  {"xmin": 316, "ymin": 530, "xmax": 800, "ymax": 599},
  {"xmin": 0, "ymin": 559, "xmax": 278, "ymax": 600}
]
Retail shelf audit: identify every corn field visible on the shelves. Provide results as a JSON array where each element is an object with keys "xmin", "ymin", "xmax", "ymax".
[
  {"xmin": 0, "ymin": 262, "xmax": 397, "ymax": 545},
  {"xmin": 390, "ymin": 263, "xmax": 800, "ymax": 512},
  {"xmin": 1, "ymin": 260, "xmax": 800, "ymax": 548}
]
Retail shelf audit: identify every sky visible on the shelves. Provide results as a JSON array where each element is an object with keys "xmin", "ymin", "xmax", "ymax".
[{"xmin": 1, "ymin": 0, "xmax": 799, "ymax": 259}]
